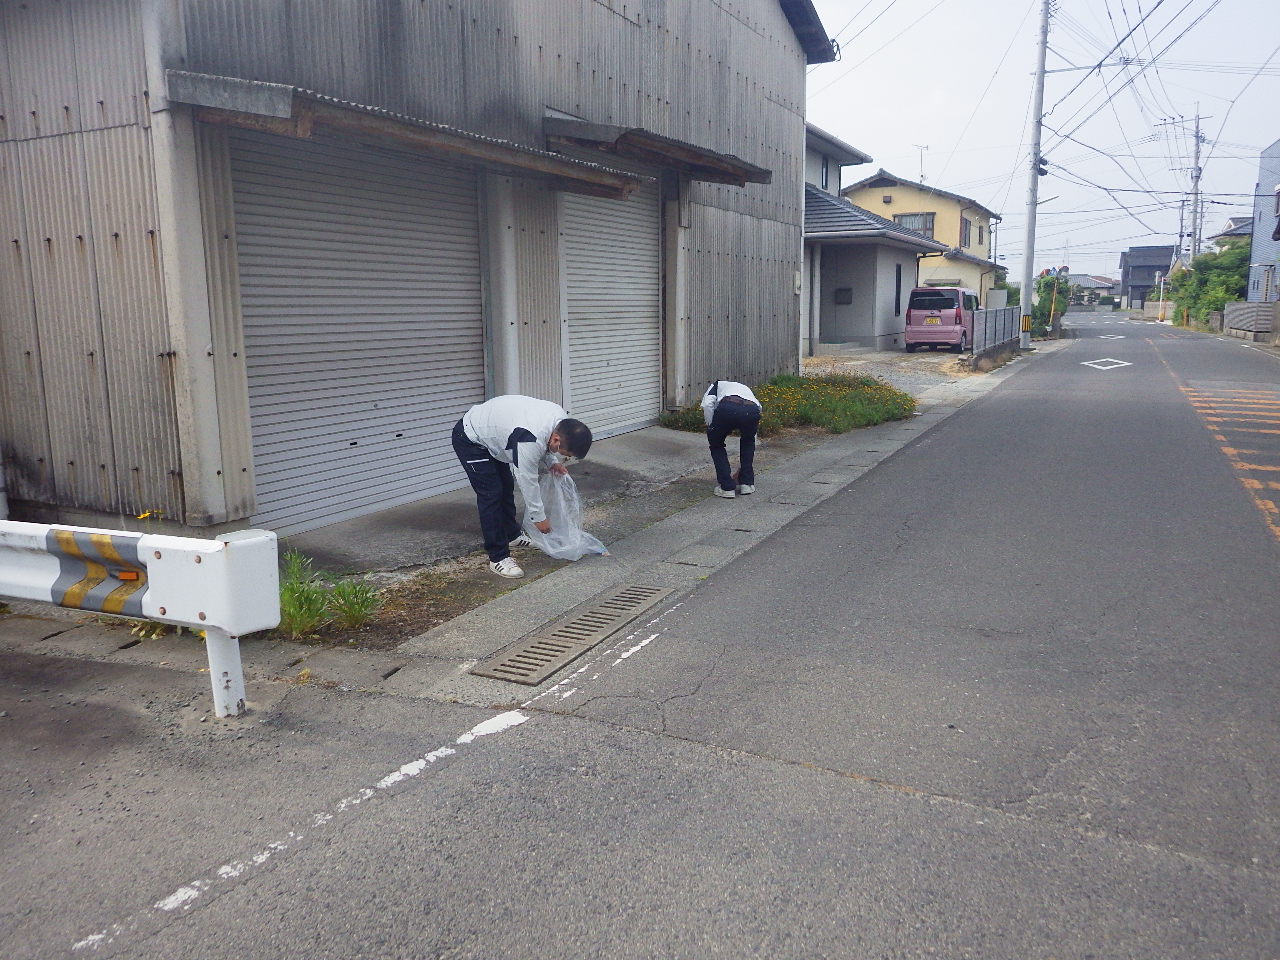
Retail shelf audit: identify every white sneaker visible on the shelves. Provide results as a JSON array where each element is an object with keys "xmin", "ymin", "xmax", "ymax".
[
  {"xmin": 509, "ymin": 534, "xmax": 535, "ymax": 548},
  {"xmin": 736, "ymin": 484, "xmax": 755, "ymax": 495},
  {"xmin": 713, "ymin": 486, "xmax": 736, "ymax": 499},
  {"xmin": 489, "ymin": 557, "xmax": 524, "ymax": 578}
]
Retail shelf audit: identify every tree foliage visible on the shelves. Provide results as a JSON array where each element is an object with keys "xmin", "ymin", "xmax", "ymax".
[
  {"xmin": 1169, "ymin": 236, "xmax": 1250, "ymax": 323},
  {"xmin": 1031, "ymin": 274, "xmax": 1069, "ymax": 332}
]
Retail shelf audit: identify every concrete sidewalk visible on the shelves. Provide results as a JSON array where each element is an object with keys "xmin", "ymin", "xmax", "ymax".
[{"xmin": 0, "ymin": 341, "xmax": 1072, "ymax": 709}]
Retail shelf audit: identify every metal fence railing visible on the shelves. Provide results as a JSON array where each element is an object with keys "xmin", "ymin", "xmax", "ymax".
[{"xmin": 971, "ymin": 306, "xmax": 1020, "ymax": 355}]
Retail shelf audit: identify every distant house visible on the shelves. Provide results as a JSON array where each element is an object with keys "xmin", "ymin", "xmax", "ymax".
[
  {"xmin": 1207, "ymin": 216, "xmax": 1253, "ymax": 245},
  {"xmin": 842, "ymin": 170, "xmax": 1003, "ymax": 305},
  {"xmin": 802, "ymin": 128, "xmax": 948, "ymax": 352},
  {"xmin": 1066, "ymin": 275, "xmax": 1117, "ymax": 303},
  {"xmin": 1118, "ymin": 246, "xmax": 1177, "ymax": 308},
  {"xmin": 1246, "ymin": 137, "xmax": 1280, "ymax": 303}
]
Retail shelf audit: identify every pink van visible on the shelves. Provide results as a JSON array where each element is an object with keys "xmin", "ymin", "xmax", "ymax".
[{"xmin": 904, "ymin": 287, "xmax": 979, "ymax": 353}]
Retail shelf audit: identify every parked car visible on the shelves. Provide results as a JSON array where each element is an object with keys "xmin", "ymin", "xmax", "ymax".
[{"xmin": 904, "ymin": 286, "xmax": 979, "ymax": 352}]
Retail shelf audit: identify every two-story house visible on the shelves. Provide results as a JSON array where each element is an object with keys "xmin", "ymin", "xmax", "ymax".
[
  {"xmin": 843, "ymin": 170, "xmax": 1003, "ymax": 305},
  {"xmin": 1118, "ymin": 246, "xmax": 1177, "ymax": 308},
  {"xmin": 803, "ymin": 129, "xmax": 947, "ymax": 353}
]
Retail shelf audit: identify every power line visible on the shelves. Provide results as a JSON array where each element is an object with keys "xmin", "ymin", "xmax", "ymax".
[
  {"xmin": 935, "ymin": 0, "xmax": 1038, "ymax": 183},
  {"xmin": 1047, "ymin": 0, "xmax": 1223, "ymax": 147},
  {"xmin": 808, "ymin": 0, "xmax": 950, "ymax": 98},
  {"xmin": 1042, "ymin": 0, "xmax": 1168, "ymax": 117}
]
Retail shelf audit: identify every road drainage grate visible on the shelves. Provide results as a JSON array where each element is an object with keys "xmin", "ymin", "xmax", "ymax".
[{"xmin": 470, "ymin": 584, "xmax": 674, "ymax": 685}]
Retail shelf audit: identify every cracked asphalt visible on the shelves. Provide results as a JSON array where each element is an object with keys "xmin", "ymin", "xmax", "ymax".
[{"xmin": 4, "ymin": 316, "xmax": 1279, "ymax": 959}]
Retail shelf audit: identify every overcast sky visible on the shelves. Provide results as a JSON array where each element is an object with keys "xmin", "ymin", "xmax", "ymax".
[{"xmin": 805, "ymin": 0, "xmax": 1279, "ymax": 281}]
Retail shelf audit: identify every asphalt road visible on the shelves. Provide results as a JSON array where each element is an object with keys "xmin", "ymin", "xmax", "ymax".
[{"xmin": 4, "ymin": 315, "xmax": 1278, "ymax": 959}]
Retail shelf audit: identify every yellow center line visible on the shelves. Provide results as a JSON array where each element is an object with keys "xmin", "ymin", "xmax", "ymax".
[
  {"xmin": 1240, "ymin": 478, "xmax": 1280, "ymax": 491},
  {"xmin": 1190, "ymin": 401, "xmax": 1280, "ymax": 410},
  {"xmin": 1166, "ymin": 363, "xmax": 1280, "ymax": 542},
  {"xmin": 1203, "ymin": 416, "xmax": 1280, "ymax": 425}
]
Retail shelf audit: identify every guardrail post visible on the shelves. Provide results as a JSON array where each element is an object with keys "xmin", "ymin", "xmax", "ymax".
[
  {"xmin": 0, "ymin": 521, "xmax": 277, "ymax": 719},
  {"xmin": 205, "ymin": 626, "xmax": 247, "ymax": 717}
]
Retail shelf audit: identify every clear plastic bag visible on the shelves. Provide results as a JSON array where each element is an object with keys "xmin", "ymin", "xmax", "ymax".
[{"xmin": 523, "ymin": 472, "xmax": 609, "ymax": 561}]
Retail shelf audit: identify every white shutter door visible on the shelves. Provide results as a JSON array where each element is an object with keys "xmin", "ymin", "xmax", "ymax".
[
  {"xmin": 230, "ymin": 132, "xmax": 484, "ymax": 534},
  {"xmin": 561, "ymin": 181, "xmax": 662, "ymax": 437}
]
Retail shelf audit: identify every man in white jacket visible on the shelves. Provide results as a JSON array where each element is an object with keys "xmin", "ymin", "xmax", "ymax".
[
  {"xmin": 452, "ymin": 396, "xmax": 592, "ymax": 578},
  {"xmin": 702, "ymin": 380, "xmax": 762, "ymax": 499}
]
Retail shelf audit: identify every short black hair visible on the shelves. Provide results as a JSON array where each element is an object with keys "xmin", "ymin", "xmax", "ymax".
[{"xmin": 555, "ymin": 418, "xmax": 592, "ymax": 459}]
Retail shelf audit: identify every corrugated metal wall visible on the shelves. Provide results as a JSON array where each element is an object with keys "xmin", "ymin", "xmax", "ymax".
[
  {"xmin": 0, "ymin": 0, "xmax": 185, "ymax": 519},
  {"xmin": 180, "ymin": 0, "xmax": 808, "ymax": 393},
  {"xmin": 514, "ymin": 185, "xmax": 564, "ymax": 404},
  {"xmin": 194, "ymin": 123, "xmax": 257, "ymax": 518}
]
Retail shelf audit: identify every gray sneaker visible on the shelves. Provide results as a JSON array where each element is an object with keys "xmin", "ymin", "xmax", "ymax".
[
  {"xmin": 489, "ymin": 557, "xmax": 525, "ymax": 578},
  {"xmin": 736, "ymin": 484, "xmax": 755, "ymax": 495},
  {"xmin": 713, "ymin": 486, "xmax": 736, "ymax": 499}
]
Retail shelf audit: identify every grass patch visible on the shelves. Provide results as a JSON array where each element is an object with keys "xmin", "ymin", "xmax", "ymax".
[
  {"xmin": 277, "ymin": 549, "xmax": 385, "ymax": 641},
  {"xmin": 660, "ymin": 372, "xmax": 916, "ymax": 437}
]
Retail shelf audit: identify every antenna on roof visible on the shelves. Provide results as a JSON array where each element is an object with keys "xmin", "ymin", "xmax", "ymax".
[{"xmin": 912, "ymin": 144, "xmax": 929, "ymax": 182}]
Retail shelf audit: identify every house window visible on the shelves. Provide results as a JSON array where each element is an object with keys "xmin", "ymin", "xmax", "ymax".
[
  {"xmin": 960, "ymin": 216, "xmax": 972, "ymax": 248},
  {"xmin": 893, "ymin": 212, "xmax": 934, "ymax": 239},
  {"xmin": 977, "ymin": 224, "xmax": 985, "ymax": 246},
  {"xmin": 895, "ymin": 263, "xmax": 903, "ymax": 316},
  {"xmin": 821, "ymin": 156, "xmax": 829, "ymax": 191}
]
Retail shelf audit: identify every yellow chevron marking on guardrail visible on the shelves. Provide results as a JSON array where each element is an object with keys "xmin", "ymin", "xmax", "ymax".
[
  {"xmin": 49, "ymin": 529, "xmax": 148, "ymax": 613},
  {"xmin": 53, "ymin": 529, "xmax": 108, "ymax": 609},
  {"xmin": 91, "ymin": 532, "xmax": 148, "ymax": 615}
]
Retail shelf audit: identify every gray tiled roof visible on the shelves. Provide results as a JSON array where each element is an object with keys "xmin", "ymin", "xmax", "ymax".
[{"xmin": 804, "ymin": 185, "xmax": 948, "ymax": 251}]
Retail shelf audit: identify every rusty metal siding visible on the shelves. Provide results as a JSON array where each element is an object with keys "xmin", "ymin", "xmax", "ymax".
[
  {"xmin": 194, "ymin": 122, "xmax": 257, "ymax": 518},
  {"xmin": 0, "ymin": 0, "xmax": 184, "ymax": 520},
  {"xmin": 14, "ymin": 132, "xmax": 120, "ymax": 510},
  {"xmin": 177, "ymin": 0, "xmax": 808, "ymax": 391},
  {"xmin": 685, "ymin": 205, "xmax": 800, "ymax": 391},
  {"xmin": 0, "ymin": 0, "xmax": 82, "ymax": 140},
  {"xmin": 514, "ymin": 185, "xmax": 563, "ymax": 404},
  {"xmin": 0, "ymin": 0, "xmax": 148, "ymax": 141},
  {"xmin": 82, "ymin": 124, "xmax": 183, "ymax": 518},
  {"xmin": 0, "ymin": 141, "xmax": 55, "ymax": 502}
]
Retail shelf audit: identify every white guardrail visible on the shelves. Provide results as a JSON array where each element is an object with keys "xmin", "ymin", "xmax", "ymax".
[{"xmin": 0, "ymin": 521, "xmax": 279, "ymax": 717}]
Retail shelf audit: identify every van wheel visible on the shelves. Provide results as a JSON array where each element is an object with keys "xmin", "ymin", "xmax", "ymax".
[
  {"xmin": 905, "ymin": 343, "xmax": 917, "ymax": 353},
  {"xmin": 952, "ymin": 335, "xmax": 967, "ymax": 354}
]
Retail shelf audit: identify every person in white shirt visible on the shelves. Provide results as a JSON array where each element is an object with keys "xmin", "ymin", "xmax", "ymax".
[
  {"xmin": 701, "ymin": 380, "xmax": 762, "ymax": 499},
  {"xmin": 452, "ymin": 396, "xmax": 592, "ymax": 578}
]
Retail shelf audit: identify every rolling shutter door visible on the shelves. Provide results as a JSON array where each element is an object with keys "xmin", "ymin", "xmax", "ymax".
[
  {"xmin": 229, "ymin": 131, "xmax": 484, "ymax": 534},
  {"xmin": 561, "ymin": 180, "xmax": 662, "ymax": 437}
]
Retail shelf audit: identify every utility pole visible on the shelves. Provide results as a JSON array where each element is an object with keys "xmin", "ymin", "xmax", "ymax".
[
  {"xmin": 1175, "ymin": 195, "xmax": 1186, "ymax": 268},
  {"xmin": 1019, "ymin": 0, "xmax": 1051, "ymax": 350},
  {"xmin": 1190, "ymin": 107, "xmax": 1203, "ymax": 260}
]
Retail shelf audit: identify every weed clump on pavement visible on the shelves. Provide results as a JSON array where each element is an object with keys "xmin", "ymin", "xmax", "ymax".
[
  {"xmin": 660, "ymin": 372, "xmax": 915, "ymax": 437},
  {"xmin": 278, "ymin": 550, "xmax": 382, "ymax": 640}
]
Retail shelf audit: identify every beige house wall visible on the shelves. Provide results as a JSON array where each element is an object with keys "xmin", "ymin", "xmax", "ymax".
[{"xmin": 845, "ymin": 181, "xmax": 998, "ymax": 302}]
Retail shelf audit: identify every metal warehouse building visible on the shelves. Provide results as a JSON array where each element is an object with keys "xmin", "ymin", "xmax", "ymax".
[{"xmin": 0, "ymin": 0, "xmax": 834, "ymax": 534}]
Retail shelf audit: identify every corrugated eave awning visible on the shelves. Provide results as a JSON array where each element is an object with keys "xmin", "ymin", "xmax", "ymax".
[
  {"xmin": 165, "ymin": 70, "xmax": 649, "ymax": 199},
  {"xmin": 543, "ymin": 117, "xmax": 772, "ymax": 187}
]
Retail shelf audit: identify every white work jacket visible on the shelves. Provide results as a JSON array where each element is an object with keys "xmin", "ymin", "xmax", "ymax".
[
  {"xmin": 462, "ymin": 395, "xmax": 566, "ymax": 523},
  {"xmin": 701, "ymin": 381, "xmax": 761, "ymax": 426}
]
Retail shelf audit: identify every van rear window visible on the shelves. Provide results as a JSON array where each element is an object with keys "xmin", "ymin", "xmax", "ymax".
[{"xmin": 908, "ymin": 291, "xmax": 958, "ymax": 310}]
